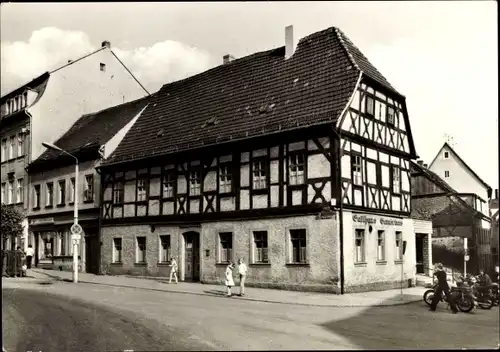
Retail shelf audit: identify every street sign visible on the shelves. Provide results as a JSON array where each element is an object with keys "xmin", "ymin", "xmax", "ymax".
[
  {"xmin": 71, "ymin": 234, "xmax": 81, "ymax": 241},
  {"xmin": 71, "ymin": 223, "xmax": 83, "ymax": 235}
]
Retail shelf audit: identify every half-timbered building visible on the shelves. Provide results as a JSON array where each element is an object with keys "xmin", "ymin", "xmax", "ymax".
[{"xmin": 98, "ymin": 26, "xmax": 419, "ymax": 293}]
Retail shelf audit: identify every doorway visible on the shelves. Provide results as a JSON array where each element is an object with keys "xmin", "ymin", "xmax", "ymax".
[
  {"xmin": 416, "ymin": 233, "xmax": 425, "ymax": 274},
  {"xmin": 183, "ymin": 231, "xmax": 200, "ymax": 281},
  {"xmin": 85, "ymin": 234, "xmax": 100, "ymax": 274}
]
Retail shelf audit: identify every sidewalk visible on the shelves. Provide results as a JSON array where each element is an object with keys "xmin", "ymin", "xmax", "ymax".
[{"xmin": 29, "ymin": 269, "xmax": 425, "ymax": 307}]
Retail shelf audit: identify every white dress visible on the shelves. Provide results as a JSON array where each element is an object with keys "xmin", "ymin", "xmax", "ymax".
[{"xmin": 225, "ymin": 267, "xmax": 235, "ymax": 287}]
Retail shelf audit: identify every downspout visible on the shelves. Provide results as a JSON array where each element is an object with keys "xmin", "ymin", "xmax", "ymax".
[
  {"xmin": 333, "ymin": 72, "xmax": 363, "ymax": 295},
  {"xmin": 95, "ymin": 158, "xmax": 104, "ymax": 275}
]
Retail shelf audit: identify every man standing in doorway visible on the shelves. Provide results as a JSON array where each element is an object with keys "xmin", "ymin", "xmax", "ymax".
[
  {"xmin": 430, "ymin": 263, "xmax": 458, "ymax": 314},
  {"xmin": 238, "ymin": 258, "xmax": 248, "ymax": 296},
  {"xmin": 25, "ymin": 244, "xmax": 34, "ymax": 269}
]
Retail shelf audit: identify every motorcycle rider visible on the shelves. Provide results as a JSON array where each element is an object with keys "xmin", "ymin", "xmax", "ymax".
[
  {"xmin": 430, "ymin": 263, "xmax": 458, "ymax": 314},
  {"xmin": 477, "ymin": 268, "xmax": 492, "ymax": 298}
]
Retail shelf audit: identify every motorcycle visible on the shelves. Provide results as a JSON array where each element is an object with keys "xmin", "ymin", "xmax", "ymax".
[
  {"xmin": 465, "ymin": 275, "xmax": 496, "ymax": 309},
  {"xmin": 423, "ymin": 280, "xmax": 475, "ymax": 313}
]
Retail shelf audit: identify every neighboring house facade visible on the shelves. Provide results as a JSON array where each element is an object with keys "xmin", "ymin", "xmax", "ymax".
[
  {"xmin": 411, "ymin": 160, "xmax": 493, "ymax": 274},
  {"xmin": 490, "ymin": 191, "xmax": 499, "ymax": 269},
  {"xmin": 25, "ymin": 96, "xmax": 151, "ymax": 273},
  {"xmin": 97, "ymin": 26, "xmax": 419, "ymax": 293},
  {"xmin": 0, "ymin": 40, "xmax": 150, "ymax": 252},
  {"xmin": 428, "ymin": 142, "xmax": 492, "ymax": 223}
]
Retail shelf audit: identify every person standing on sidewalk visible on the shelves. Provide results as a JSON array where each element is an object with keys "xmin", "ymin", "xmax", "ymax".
[
  {"xmin": 25, "ymin": 244, "xmax": 34, "ymax": 269},
  {"xmin": 168, "ymin": 257, "xmax": 178, "ymax": 284},
  {"xmin": 237, "ymin": 258, "xmax": 248, "ymax": 296},
  {"xmin": 430, "ymin": 263, "xmax": 458, "ymax": 314},
  {"xmin": 225, "ymin": 262, "xmax": 235, "ymax": 297}
]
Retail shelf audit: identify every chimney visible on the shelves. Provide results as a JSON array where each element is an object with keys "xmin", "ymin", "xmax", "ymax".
[
  {"xmin": 285, "ymin": 25, "xmax": 294, "ymax": 59},
  {"xmin": 223, "ymin": 54, "xmax": 235, "ymax": 65},
  {"xmin": 102, "ymin": 40, "xmax": 111, "ymax": 49},
  {"xmin": 417, "ymin": 160, "xmax": 424, "ymax": 166},
  {"xmin": 67, "ymin": 59, "xmax": 73, "ymax": 64},
  {"xmin": 495, "ymin": 189, "xmax": 498, "ymax": 200}
]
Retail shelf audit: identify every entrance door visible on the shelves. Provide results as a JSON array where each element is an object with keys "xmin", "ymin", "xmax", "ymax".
[
  {"xmin": 416, "ymin": 234, "xmax": 425, "ymax": 274},
  {"xmin": 85, "ymin": 235, "xmax": 100, "ymax": 274},
  {"xmin": 183, "ymin": 232, "xmax": 200, "ymax": 281}
]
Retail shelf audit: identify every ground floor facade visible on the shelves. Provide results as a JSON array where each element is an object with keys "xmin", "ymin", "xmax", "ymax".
[
  {"xmin": 27, "ymin": 209, "xmax": 100, "ymax": 274},
  {"xmin": 100, "ymin": 210, "xmax": 419, "ymax": 293}
]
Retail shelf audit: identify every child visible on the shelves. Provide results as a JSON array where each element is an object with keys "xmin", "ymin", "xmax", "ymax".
[
  {"xmin": 169, "ymin": 257, "xmax": 178, "ymax": 284},
  {"xmin": 225, "ymin": 262, "xmax": 235, "ymax": 297}
]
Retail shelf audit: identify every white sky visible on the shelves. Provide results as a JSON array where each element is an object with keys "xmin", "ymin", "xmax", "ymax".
[{"xmin": 1, "ymin": 1, "xmax": 497, "ymax": 189}]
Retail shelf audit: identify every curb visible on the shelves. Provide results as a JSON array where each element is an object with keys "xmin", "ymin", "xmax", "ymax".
[{"xmin": 32, "ymin": 271, "xmax": 421, "ymax": 308}]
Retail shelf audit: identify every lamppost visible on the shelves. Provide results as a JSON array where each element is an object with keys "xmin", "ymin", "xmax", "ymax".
[{"xmin": 42, "ymin": 142, "xmax": 80, "ymax": 283}]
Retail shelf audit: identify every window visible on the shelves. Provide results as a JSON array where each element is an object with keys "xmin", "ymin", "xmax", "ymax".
[
  {"xmin": 84, "ymin": 175, "xmax": 94, "ymax": 201},
  {"xmin": 58, "ymin": 180, "xmax": 66, "ymax": 205},
  {"xmin": 16, "ymin": 178, "xmax": 23, "ymax": 204},
  {"xmin": 395, "ymin": 231, "xmax": 403, "ymax": 261},
  {"xmin": 252, "ymin": 158, "xmax": 267, "ymax": 189},
  {"xmin": 365, "ymin": 96, "xmax": 375, "ymax": 116},
  {"xmin": 1, "ymin": 183, "xmax": 5, "ymax": 203},
  {"xmin": 355, "ymin": 229, "xmax": 365, "ymax": 263},
  {"xmin": 33, "ymin": 185, "xmax": 41, "ymax": 208},
  {"xmin": 386, "ymin": 106, "xmax": 395, "ymax": 126},
  {"xmin": 1, "ymin": 139, "xmax": 6, "ymax": 161},
  {"xmin": 219, "ymin": 164, "xmax": 232, "ymax": 193},
  {"xmin": 253, "ymin": 231, "xmax": 269, "ymax": 263},
  {"xmin": 392, "ymin": 166, "xmax": 401, "ymax": 194},
  {"xmin": 444, "ymin": 170, "xmax": 450, "ymax": 178},
  {"xmin": 162, "ymin": 171, "xmax": 175, "ymax": 198},
  {"xmin": 70, "ymin": 178, "xmax": 75, "ymax": 203},
  {"xmin": 100, "ymin": 63, "xmax": 106, "ymax": 72},
  {"xmin": 9, "ymin": 136, "xmax": 15, "ymax": 159},
  {"xmin": 7, "ymin": 181, "xmax": 14, "ymax": 204},
  {"xmin": 17, "ymin": 134, "xmax": 24, "ymax": 157},
  {"xmin": 351, "ymin": 155, "xmax": 362, "ymax": 186},
  {"xmin": 46, "ymin": 182, "xmax": 54, "ymax": 206},
  {"xmin": 377, "ymin": 230, "xmax": 385, "ymax": 261},
  {"xmin": 112, "ymin": 238, "xmax": 122, "ymax": 263},
  {"xmin": 136, "ymin": 179, "xmax": 147, "ymax": 202},
  {"xmin": 289, "ymin": 153, "xmax": 305, "ymax": 185},
  {"xmin": 159, "ymin": 235, "xmax": 171, "ymax": 263},
  {"xmin": 113, "ymin": 182, "xmax": 124, "ymax": 204},
  {"xmin": 136, "ymin": 236, "xmax": 147, "ymax": 263},
  {"xmin": 189, "ymin": 170, "xmax": 201, "ymax": 196},
  {"xmin": 219, "ymin": 232, "xmax": 233, "ymax": 263},
  {"xmin": 290, "ymin": 229, "xmax": 307, "ymax": 263},
  {"xmin": 23, "ymin": 92, "xmax": 28, "ymax": 107},
  {"xmin": 444, "ymin": 151, "xmax": 449, "ymax": 159}
]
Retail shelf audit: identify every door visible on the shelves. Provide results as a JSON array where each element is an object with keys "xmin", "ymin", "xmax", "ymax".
[
  {"xmin": 416, "ymin": 234, "xmax": 425, "ymax": 274},
  {"xmin": 183, "ymin": 232, "xmax": 200, "ymax": 281},
  {"xmin": 85, "ymin": 235, "xmax": 100, "ymax": 274}
]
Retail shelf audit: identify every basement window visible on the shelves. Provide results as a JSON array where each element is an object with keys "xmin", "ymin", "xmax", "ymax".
[{"xmin": 100, "ymin": 63, "xmax": 106, "ymax": 72}]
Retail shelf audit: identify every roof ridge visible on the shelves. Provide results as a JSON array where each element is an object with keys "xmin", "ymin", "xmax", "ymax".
[
  {"xmin": 333, "ymin": 28, "xmax": 360, "ymax": 71},
  {"xmin": 50, "ymin": 46, "xmax": 106, "ymax": 74}
]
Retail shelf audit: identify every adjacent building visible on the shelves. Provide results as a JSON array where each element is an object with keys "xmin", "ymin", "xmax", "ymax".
[
  {"xmin": 411, "ymin": 160, "xmax": 493, "ymax": 274},
  {"xmin": 1, "ymin": 40, "xmax": 150, "ymax": 252},
  {"xmin": 490, "ymin": 191, "xmax": 499, "ymax": 270},
  {"xmin": 96, "ymin": 26, "xmax": 419, "ymax": 293},
  {"xmin": 25, "ymin": 96, "xmax": 151, "ymax": 272}
]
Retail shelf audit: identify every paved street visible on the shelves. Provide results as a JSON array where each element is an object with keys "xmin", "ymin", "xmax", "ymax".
[{"xmin": 3, "ymin": 279, "xmax": 499, "ymax": 351}]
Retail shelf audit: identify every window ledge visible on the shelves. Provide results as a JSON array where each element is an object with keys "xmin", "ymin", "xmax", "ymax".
[
  {"xmin": 286, "ymin": 263, "xmax": 310, "ymax": 267},
  {"xmin": 45, "ymin": 205, "xmax": 53, "ymax": 209},
  {"xmin": 157, "ymin": 262, "xmax": 171, "ymax": 266},
  {"xmin": 110, "ymin": 262, "xmax": 123, "ymax": 266},
  {"xmin": 354, "ymin": 262, "xmax": 368, "ymax": 267},
  {"xmin": 394, "ymin": 260, "xmax": 404, "ymax": 265},
  {"xmin": 32, "ymin": 206, "xmax": 40, "ymax": 211},
  {"xmin": 376, "ymin": 260, "xmax": 388, "ymax": 265},
  {"xmin": 56, "ymin": 203, "xmax": 66, "ymax": 208},
  {"xmin": 250, "ymin": 263, "xmax": 271, "ymax": 267},
  {"xmin": 134, "ymin": 262, "xmax": 147, "ymax": 267},
  {"xmin": 69, "ymin": 202, "xmax": 75, "ymax": 206},
  {"xmin": 83, "ymin": 199, "xmax": 94, "ymax": 204}
]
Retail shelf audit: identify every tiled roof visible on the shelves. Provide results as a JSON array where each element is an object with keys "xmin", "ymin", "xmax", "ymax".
[
  {"xmin": 30, "ymin": 96, "xmax": 151, "ymax": 169},
  {"xmin": 104, "ymin": 26, "xmax": 400, "ymax": 166}
]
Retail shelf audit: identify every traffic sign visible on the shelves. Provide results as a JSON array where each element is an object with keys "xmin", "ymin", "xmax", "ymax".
[
  {"xmin": 71, "ymin": 234, "xmax": 81, "ymax": 241},
  {"xmin": 71, "ymin": 223, "xmax": 83, "ymax": 235}
]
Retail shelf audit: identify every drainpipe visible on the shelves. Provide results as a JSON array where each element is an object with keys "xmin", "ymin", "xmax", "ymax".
[{"xmin": 336, "ymin": 131, "xmax": 345, "ymax": 295}]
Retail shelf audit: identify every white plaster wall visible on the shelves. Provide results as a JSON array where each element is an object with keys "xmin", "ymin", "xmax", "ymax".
[
  {"xmin": 29, "ymin": 48, "xmax": 148, "ymax": 161},
  {"xmin": 104, "ymin": 106, "xmax": 147, "ymax": 158}
]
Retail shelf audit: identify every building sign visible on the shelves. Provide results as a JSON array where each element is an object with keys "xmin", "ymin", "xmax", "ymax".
[
  {"xmin": 353, "ymin": 214, "xmax": 403, "ymax": 226},
  {"xmin": 30, "ymin": 217, "xmax": 54, "ymax": 225}
]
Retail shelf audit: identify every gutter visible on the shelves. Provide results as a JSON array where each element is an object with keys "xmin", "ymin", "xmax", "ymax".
[{"xmin": 333, "ymin": 71, "xmax": 363, "ymax": 295}]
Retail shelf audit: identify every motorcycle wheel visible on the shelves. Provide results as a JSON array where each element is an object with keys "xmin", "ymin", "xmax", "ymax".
[
  {"xmin": 457, "ymin": 297, "xmax": 474, "ymax": 313},
  {"xmin": 423, "ymin": 290, "xmax": 434, "ymax": 306},
  {"xmin": 478, "ymin": 298, "xmax": 494, "ymax": 310}
]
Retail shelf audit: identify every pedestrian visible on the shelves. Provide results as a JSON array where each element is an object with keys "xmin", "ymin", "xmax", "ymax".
[
  {"xmin": 168, "ymin": 257, "xmax": 178, "ymax": 284},
  {"xmin": 237, "ymin": 258, "xmax": 248, "ymax": 296},
  {"xmin": 225, "ymin": 262, "xmax": 235, "ymax": 297},
  {"xmin": 430, "ymin": 263, "xmax": 458, "ymax": 314},
  {"xmin": 26, "ymin": 244, "xmax": 34, "ymax": 269}
]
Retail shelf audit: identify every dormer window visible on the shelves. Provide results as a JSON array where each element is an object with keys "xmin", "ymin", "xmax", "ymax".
[{"xmin": 444, "ymin": 151, "xmax": 449, "ymax": 159}]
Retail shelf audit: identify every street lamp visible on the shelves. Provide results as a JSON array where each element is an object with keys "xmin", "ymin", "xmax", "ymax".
[{"xmin": 42, "ymin": 142, "xmax": 80, "ymax": 283}]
